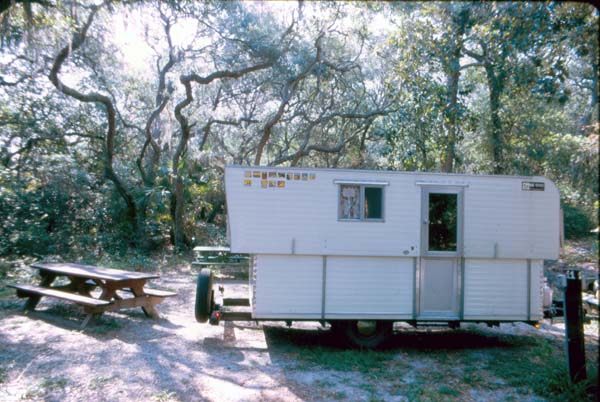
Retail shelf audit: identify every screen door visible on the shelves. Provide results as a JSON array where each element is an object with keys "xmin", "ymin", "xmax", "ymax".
[{"xmin": 419, "ymin": 187, "xmax": 463, "ymax": 318}]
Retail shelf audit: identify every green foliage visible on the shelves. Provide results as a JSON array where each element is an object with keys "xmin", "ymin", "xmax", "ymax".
[
  {"xmin": 562, "ymin": 203, "xmax": 593, "ymax": 239},
  {"xmin": 0, "ymin": 1, "xmax": 597, "ymax": 257}
]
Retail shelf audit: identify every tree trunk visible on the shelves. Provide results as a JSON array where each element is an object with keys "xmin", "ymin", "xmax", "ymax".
[
  {"xmin": 485, "ymin": 65, "xmax": 504, "ymax": 174},
  {"xmin": 442, "ymin": 59, "xmax": 460, "ymax": 173},
  {"xmin": 172, "ymin": 176, "xmax": 185, "ymax": 249}
]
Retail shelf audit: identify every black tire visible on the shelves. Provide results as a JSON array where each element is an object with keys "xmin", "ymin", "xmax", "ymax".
[
  {"xmin": 332, "ymin": 320, "xmax": 392, "ymax": 349},
  {"xmin": 195, "ymin": 268, "xmax": 214, "ymax": 323}
]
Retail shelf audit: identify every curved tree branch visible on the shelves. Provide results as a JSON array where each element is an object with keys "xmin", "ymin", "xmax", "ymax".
[{"xmin": 48, "ymin": 3, "xmax": 138, "ymax": 228}]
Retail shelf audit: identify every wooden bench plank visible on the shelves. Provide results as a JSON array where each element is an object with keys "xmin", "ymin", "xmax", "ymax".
[
  {"xmin": 138, "ymin": 288, "xmax": 176, "ymax": 298},
  {"xmin": 8, "ymin": 284, "xmax": 111, "ymax": 307}
]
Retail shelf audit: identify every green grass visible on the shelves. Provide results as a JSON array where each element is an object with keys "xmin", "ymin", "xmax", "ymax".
[
  {"xmin": 459, "ymin": 333, "xmax": 598, "ymax": 402},
  {"xmin": 152, "ymin": 390, "xmax": 180, "ymax": 402},
  {"xmin": 282, "ymin": 328, "xmax": 598, "ymax": 401},
  {"xmin": 293, "ymin": 346, "xmax": 397, "ymax": 375}
]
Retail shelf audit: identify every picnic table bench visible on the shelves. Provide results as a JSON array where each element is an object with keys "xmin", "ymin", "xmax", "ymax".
[{"xmin": 8, "ymin": 262, "xmax": 176, "ymax": 328}]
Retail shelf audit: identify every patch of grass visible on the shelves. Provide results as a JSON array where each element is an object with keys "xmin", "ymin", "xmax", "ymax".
[
  {"xmin": 88, "ymin": 375, "xmax": 113, "ymax": 390},
  {"xmin": 152, "ymin": 390, "xmax": 180, "ymax": 402},
  {"xmin": 438, "ymin": 384, "xmax": 460, "ymax": 397},
  {"xmin": 23, "ymin": 376, "xmax": 69, "ymax": 398},
  {"xmin": 480, "ymin": 335, "xmax": 598, "ymax": 401},
  {"xmin": 39, "ymin": 377, "xmax": 67, "ymax": 390},
  {"xmin": 87, "ymin": 315, "xmax": 122, "ymax": 333},
  {"xmin": 295, "ymin": 347, "xmax": 395, "ymax": 376}
]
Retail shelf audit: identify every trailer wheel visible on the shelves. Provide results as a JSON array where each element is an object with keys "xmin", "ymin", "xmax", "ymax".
[
  {"xmin": 195, "ymin": 268, "xmax": 214, "ymax": 323},
  {"xmin": 333, "ymin": 320, "xmax": 392, "ymax": 349}
]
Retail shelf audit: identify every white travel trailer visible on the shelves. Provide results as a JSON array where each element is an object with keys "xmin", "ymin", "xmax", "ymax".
[{"xmin": 195, "ymin": 166, "xmax": 559, "ymax": 347}]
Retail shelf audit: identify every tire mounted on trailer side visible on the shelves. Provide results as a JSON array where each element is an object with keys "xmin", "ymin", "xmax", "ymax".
[{"xmin": 195, "ymin": 268, "xmax": 214, "ymax": 323}]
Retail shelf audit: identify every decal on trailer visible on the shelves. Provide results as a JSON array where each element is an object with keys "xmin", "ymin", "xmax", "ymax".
[
  {"xmin": 522, "ymin": 181, "xmax": 545, "ymax": 191},
  {"xmin": 244, "ymin": 170, "xmax": 316, "ymax": 188}
]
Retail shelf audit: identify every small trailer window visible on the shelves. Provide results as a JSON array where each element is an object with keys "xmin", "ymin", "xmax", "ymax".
[{"xmin": 339, "ymin": 184, "xmax": 384, "ymax": 221}]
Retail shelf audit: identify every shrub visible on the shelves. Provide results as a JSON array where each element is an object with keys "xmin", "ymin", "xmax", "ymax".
[{"xmin": 562, "ymin": 203, "xmax": 592, "ymax": 239}]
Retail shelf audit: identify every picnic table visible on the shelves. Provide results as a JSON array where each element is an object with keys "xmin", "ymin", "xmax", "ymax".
[
  {"xmin": 8, "ymin": 262, "xmax": 176, "ymax": 328},
  {"xmin": 192, "ymin": 246, "xmax": 249, "ymax": 268}
]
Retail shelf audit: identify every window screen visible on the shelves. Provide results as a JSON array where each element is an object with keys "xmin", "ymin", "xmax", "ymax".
[{"xmin": 340, "ymin": 185, "xmax": 360, "ymax": 219}]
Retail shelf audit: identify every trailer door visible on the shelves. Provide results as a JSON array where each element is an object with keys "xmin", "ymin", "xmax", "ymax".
[{"xmin": 419, "ymin": 186, "xmax": 464, "ymax": 319}]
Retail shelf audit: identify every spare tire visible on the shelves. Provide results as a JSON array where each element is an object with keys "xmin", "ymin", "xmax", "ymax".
[
  {"xmin": 333, "ymin": 320, "xmax": 392, "ymax": 349},
  {"xmin": 195, "ymin": 268, "xmax": 214, "ymax": 323}
]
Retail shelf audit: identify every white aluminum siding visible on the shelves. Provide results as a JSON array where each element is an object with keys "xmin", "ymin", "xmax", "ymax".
[
  {"xmin": 226, "ymin": 166, "xmax": 559, "ymax": 260},
  {"xmin": 325, "ymin": 257, "xmax": 413, "ymax": 318}
]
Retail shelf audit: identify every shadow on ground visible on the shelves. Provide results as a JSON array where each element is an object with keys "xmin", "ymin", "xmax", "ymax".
[{"xmin": 261, "ymin": 323, "xmax": 537, "ymax": 352}]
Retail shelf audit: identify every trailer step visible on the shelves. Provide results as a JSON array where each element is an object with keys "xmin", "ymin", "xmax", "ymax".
[{"xmin": 222, "ymin": 298, "xmax": 250, "ymax": 307}]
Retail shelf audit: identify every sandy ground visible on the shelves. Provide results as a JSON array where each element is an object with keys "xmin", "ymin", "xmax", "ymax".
[{"xmin": 0, "ymin": 266, "xmax": 597, "ymax": 402}]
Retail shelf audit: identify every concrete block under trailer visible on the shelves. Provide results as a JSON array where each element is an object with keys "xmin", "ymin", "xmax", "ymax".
[{"xmin": 195, "ymin": 166, "xmax": 559, "ymax": 347}]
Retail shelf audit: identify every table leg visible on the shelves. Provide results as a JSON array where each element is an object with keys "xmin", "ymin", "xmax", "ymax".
[
  {"xmin": 25, "ymin": 270, "xmax": 57, "ymax": 311},
  {"xmin": 130, "ymin": 283, "xmax": 160, "ymax": 319},
  {"xmin": 81, "ymin": 314, "xmax": 95, "ymax": 329}
]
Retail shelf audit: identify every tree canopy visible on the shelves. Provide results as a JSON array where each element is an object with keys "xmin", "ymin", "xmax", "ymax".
[{"xmin": 0, "ymin": 1, "xmax": 597, "ymax": 256}]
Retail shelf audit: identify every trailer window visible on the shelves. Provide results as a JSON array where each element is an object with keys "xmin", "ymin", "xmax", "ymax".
[
  {"xmin": 339, "ymin": 185, "xmax": 384, "ymax": 221},
  {"xmin": 428, "ymin": 193, "xmax": 457, "ymax": 251},
  {"xmin": 364, "ymin": 187, "xmax": 383, "ymax": 219}
]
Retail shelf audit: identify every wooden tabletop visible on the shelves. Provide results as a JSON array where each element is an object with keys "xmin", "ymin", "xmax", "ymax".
[
  {"xmin": 193, "ymin": 246, "xmax": 231, "ymax": 252},
  {"xmin": 31, "ymin": 263, "xmax": 160, "ymax": 282}
]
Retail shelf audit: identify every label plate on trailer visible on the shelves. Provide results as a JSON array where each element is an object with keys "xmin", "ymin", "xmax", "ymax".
[{"xmin": 522, "ymin": 181, "xmax": 545, "ymax": 191}]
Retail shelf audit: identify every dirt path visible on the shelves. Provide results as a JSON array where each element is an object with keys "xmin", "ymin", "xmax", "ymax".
[{"xmin": 0, "ymin": 267, "xmax": 597, "ymax": 402}]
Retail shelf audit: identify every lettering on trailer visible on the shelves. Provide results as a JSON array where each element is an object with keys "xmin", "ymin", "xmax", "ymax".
[{"xmin": 522, "ymin": 181, "xmax": 545, "ymax": 191}]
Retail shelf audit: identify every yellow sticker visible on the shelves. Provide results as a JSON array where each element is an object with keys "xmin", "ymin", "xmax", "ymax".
[
  {"xmin": 277, "ymin": 180, "xmax": 285, "ymax": 188},
  {"xmin": 261, "ymin": 180, "xmax": 267, "ymax": 188},
  {"xmin": 244, "ymin": 179, "xmax": 252, "ymax": 186},
  {"xmin": 268, "ymin": 180, "xmax": 275, "ymax": 187},
  {"xmin": 244, "ymin": 171, "xmax": 251, "ymax": 178},
  {"xmin": 309, "ymin": 173, "xmax": 316, "ymax": 180},
  {"xmin": 253, "ymin": 171, "xmax": 261, "ymax": 178}
]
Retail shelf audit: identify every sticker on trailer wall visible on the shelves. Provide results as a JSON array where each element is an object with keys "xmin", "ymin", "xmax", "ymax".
[
  {"xmin": 253, "ymin": 171, "xmax": 261, "ymax": 178},
  {"xmin": 244, "ymin": 179, "xmax": 252, "ymax": 186},
  {"xmin": 244, "ymin": 171, "xmax": 251, "ymax": 178},
  {"xmin": 302, "ymin": 173, "xmax": 308, "ymax": 181},
  {"xmin": 269, "ymin": 172, "xmax": 276, "ymax": 178},
  {"xmin": 261, "ymin": 180, "xmax": 267, "ymax": 188},
  {"xmin": 278, "ymin": 172, "xmax": 285, "ymax": 178},
  {"xmin": 294, "ymin": 173, "xmax": 300, "ymax": 180},
  {"xmin": 277, "ymin": 180, "xmax": 285, "ymax": 188},
  {"xmin": 309, "ymin": 173, "xmax": 316, "ymax": 180},
  {"xmin": 522, "ymin": 181, "xmax": 545, "ymax": 191},
  {"xmin": 261, "ymin": 172, "xmax": 267, "ymax": 180},
  {"xmin": 286, "ymin": 173, "xmax": 293, "ymax": 180},
  {"xmin": 268, "ymin": 180, "xmax": 275, "ymax": 187}
]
